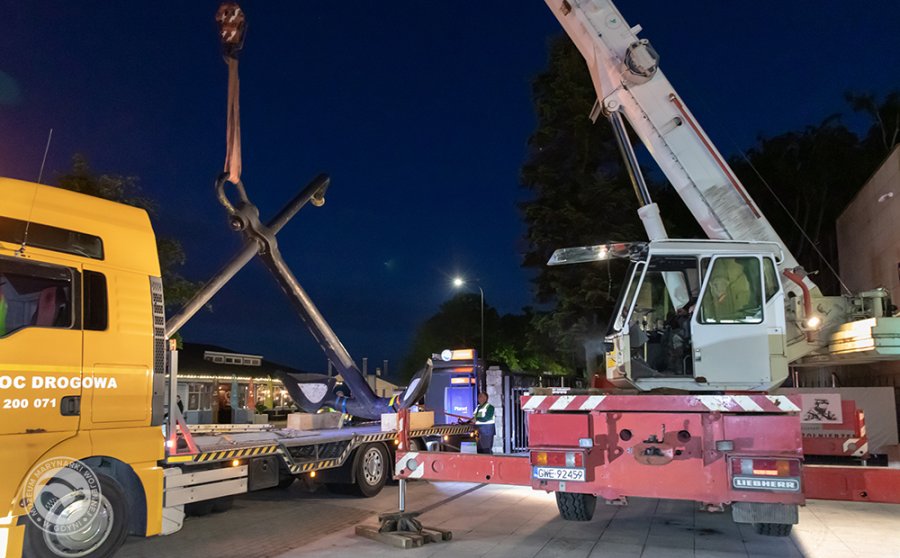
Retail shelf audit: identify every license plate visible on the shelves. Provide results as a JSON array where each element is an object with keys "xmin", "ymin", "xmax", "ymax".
[{"xmin": 532, "ymin": 466, "xmax": 585, "ymax": 481}]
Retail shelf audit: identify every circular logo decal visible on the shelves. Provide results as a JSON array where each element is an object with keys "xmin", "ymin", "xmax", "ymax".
[{"xmin": 21, "ymin": 457, "xmax": 102, "ymax": 535}]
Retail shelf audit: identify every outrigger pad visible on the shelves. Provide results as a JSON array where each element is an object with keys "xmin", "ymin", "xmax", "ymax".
[{"xmin": 355, "ymin": 511, "xmax": 452, "ymax": 549}]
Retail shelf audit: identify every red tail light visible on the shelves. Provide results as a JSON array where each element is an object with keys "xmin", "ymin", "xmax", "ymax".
[
  {"xmin": 530, "ymin": 450, "xmax": 584, "ymax": 467},
  {"xmin": 731, "ymin": 458, "xmax": 800, "ymax": 477}
]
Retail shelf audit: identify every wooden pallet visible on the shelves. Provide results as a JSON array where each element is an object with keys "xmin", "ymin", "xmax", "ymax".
[{"xmin": 355, "ymin": 524, "xmax": 452, "ymax": 549}]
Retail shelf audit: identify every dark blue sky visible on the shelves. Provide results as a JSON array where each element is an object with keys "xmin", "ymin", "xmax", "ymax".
[{"xmin": 2, "ymin": 2, "xmax": 899, "ymax": 373}]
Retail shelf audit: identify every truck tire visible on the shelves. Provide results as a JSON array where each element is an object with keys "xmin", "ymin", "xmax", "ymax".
[
  {"xmin": 276, "ymin": 474, "xmax": 296, "ymax": 489},
  {"xmin": 211, "ymin": 496, "xmax": 234, "ymax": 513},
  {"xmin": 754, "ymin": 522, "xmax": 792, "ymax": 537},
  {"xmin": 354, "ymin": 443, "xmax": 389, "ymax": 497},
  {"xmin": 24, "ymin": 472, "xmax": 130, "ymax": 558},
  {"xmin": 184, "ymin": 500, "xmax": 215, "ymax": 516},
  {"xmin": 555, "ymin": 492, "xmax": 597, "ymax": 521}
]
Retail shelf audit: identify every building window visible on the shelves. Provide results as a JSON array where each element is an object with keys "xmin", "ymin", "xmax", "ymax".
[{"xmin": 187, "ymin": 382, "xmax": 212, "ymax": 411}]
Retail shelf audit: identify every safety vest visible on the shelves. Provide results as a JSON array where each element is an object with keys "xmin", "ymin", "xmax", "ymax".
[{"xmin": 474, "ymin": 403, "xmax": 495, "ymax": 425}]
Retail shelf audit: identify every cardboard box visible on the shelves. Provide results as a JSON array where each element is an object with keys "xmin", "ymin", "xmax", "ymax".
[
  {"xmin": 287, "ymin": 412, "xmax": 343, "ymax": 431},
  {"xmin": 381, "ymin": 410, "xmax": 435, "ymax": 432}
]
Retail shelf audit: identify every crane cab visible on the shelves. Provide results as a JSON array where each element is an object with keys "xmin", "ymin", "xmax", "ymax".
[{"xmin": 550, "ymin": 239, "xmax": 789, "ymax": 392}]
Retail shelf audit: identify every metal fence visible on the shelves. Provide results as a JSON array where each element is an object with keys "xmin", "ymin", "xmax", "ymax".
[{"xmin": 503, "ymin": 382, "xmax": 531, "ymax": 453}]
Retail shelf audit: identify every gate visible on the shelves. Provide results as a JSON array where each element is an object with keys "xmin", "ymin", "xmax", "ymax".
[{"xmin": 503, "ymin": 382, "xmax": 532, "ymax": 454}]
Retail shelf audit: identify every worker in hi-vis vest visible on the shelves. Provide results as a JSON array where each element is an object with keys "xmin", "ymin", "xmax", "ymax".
[{"xmin": 472, "ymin": 392, "xmax": 495, "ymax": 454}]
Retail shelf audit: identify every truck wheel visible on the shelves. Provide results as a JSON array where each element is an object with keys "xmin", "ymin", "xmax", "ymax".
[
  {"xmin": 276, "ymin": 474, "xmax": 296, "ymax": 489},
  {"xmin": 555, "ymin": 492, "xmax": 596, "ymax": 521},
  {"xmin": 24, "ymin": 472, "xmax": 130, "ymax": 558},
  {"xmin": 754, "ymin": 522, "xmax": 792, "ymax": 537},
  {"xmin": 354, "ymin": 443, "xmax": 389, "ymax": 497},
  {"xmin": 185, "ymin": 500, "xmax": 215, "ymax": 516},
  {"xmin": 211, "ymin": 496, "xmax": 234, "ymax": 513}
]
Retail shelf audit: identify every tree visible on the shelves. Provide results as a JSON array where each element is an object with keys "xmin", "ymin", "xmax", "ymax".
[
  {"xmin": 730, "ymin": 91, "xmax": 900, "ymax": 295},
  {"xmin": 400, "ymin": 293, "xmax": 497, "ymax": 380},
  {"xmin": 728, "ymin": 119, "xmax": 868, "ymax": 295},
  {"xmin": 400, "ymin": 295, "xmax": 564, "ymax": 382},
  {"xmin": 846, "ymin": 91, "xmax": 900, "ymax": 164},
  {"xmin": 56, "ymin": 154, "xmax": 201, "ymax": 309}
]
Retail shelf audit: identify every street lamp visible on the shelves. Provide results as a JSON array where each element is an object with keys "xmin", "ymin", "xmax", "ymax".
[{"xmin": 452, "ymin": 276, "xmax": 484, "ymax": 363}]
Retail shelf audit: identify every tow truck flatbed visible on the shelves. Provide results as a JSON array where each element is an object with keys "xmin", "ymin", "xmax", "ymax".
[{"xmin": 169, "ymin": 421, "xmax": 473, "ymax": 475}]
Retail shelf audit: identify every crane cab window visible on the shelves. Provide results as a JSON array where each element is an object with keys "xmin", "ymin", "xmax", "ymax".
[
  {"xmin": 0, "ymin": 257, "xmax": 77, "ymax": 337},
  {"xmin": 698, "ymin": 256, "xmax": 763, "ymax": 324},
  {"xmin": 621, "ymin": 256, "xmax": 702, "ymax": 377},
  {"xmin": 763, "ymin": 257, "xmax": 779, "ymax": 301}
]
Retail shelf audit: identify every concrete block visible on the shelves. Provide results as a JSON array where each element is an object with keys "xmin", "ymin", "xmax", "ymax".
[
  {"xmin": 287, "ymin": 412, "xmax": 342, "ymax": 431},
  {"xmin": 381, "ymin": 410, "xmax": 435, "ymax": 432}
]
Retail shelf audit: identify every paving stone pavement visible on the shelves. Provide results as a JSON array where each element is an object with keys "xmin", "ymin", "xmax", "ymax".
[
  {"xmin": 280, "ymin": 483, "xmax": 900, "ymax": 558},
  {"xmin": 119, "ymin": 480, "xmax": 900, "ymax": 558}
]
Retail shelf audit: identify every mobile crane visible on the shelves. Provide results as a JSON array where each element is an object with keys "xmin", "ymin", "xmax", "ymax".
[{"xmin": 392, "ymin": 0, "xmax": 900, "ymax": 540}]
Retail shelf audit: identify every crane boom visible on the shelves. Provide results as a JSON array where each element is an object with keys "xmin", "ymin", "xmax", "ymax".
[{"xmin": 546, "ymin": 0, "xmax": 809, "ymax": 296}]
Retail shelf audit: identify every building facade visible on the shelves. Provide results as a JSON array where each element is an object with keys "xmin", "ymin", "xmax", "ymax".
[{"xmin": 177, "ymin": 343, "xmax": 307, "ymax": 424}]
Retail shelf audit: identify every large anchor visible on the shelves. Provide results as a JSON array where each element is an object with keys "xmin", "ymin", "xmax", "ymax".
[
  {"xmin": 164, "ymin": 2, "xmax": 430, "ymax": 420},
  {"xmin": 210, "ymin": 174, "xmax": 431, "ymax": 419}
]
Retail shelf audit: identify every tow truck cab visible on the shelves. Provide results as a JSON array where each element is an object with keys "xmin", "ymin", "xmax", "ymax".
[{"xmin": 1, "ymin": 177, "xmax": 167, "ymax": 557}]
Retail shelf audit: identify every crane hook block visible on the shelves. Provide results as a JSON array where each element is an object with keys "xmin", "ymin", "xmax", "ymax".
[{"xmin": 216, "ymin": 2, "xmax": 246, "ymax": 58}]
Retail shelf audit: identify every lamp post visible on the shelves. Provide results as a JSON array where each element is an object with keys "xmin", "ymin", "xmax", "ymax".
[{"xmin": 452, "ymin": 276, "xmax": 484, "ymax": 363}]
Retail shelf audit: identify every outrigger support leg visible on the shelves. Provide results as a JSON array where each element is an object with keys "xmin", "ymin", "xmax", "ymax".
[{"xmin": 356, "ymin": 408, "xmax": 453, "ymax": 549}]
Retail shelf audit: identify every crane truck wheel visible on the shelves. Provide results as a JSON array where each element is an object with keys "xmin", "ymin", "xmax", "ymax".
[
  {"xmin": 555, "ymin": 492, "xmax": 597, "ymax": 521},
  {"xmin": 754, "ymin": 522, "xmax": 792, "ymax": 537},
  {"xmin": 24, "ymin": 472, "xmax": 129, "ymax": 558},
  {"xmin": 353, "ymin": 443, "xmax": 389, "ymax": 497}
]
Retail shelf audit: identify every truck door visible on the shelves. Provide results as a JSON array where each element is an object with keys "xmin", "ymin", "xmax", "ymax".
[
  {"xmin": 0, "ymin": 254, "xmax": 83, "ymax": 441},
  {"xmin": 691, "ymin": 255, "xmax": 774, "ymax": 389},
  {"xmin": 82, "ymin": 267, "xmax": 155, "ymax": 427}
]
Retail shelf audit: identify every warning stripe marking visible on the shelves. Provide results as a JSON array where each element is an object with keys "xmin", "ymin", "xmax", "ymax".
[
  {"xmin": 766, "ymin": 395, "xmax": 800, "ymax": 412},
  {"xmin": 521, "ymin": 394, "xmax": 801, "ymax": 413},
  {"xmin": 522, "ymin": 396, "xmax": 546, "ymax": 410},
  {"xmin": 580, "ymin": 395, "xmax": 606, "ymax": 410},
  {"xmin": 195, "ymin": 445, "xmax": 279, "ymax": 463},
  {"xmin": 550, "ymin": 395, "xmax": 576, "ymax": 410}
]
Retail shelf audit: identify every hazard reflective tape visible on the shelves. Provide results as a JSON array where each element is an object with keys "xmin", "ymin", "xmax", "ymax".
[
  {"xmin": 195, "ymin": 444, "xmax": 279, "ymax": 463},
  {"xmin": 766, "ymin": 395, "xmax": 800, "ymax": 412},
  {"xmin": 732, "ymin": 395, "xmax": 763, "ymax": 412},
  {"xmin": 697, "ymin": 396, "xmax": 733, "ymax": 412},
  {"xmin": 522, "ymin": 394, "xmax": 800, "ymax": 413},
  {"xmin": 550, "ymin": 395, "xmax": 576, "ymax": 410},
  {"xmin": 580, "ymin": 395, "xmax": 606, "ymax": 410},
  {"xmin": 522, "ymin": 396, "xmax": 546, "ymax": 410},
  {"xmin": 396, "ymin": 452, "xmax": 423, "ymax": 479}
]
